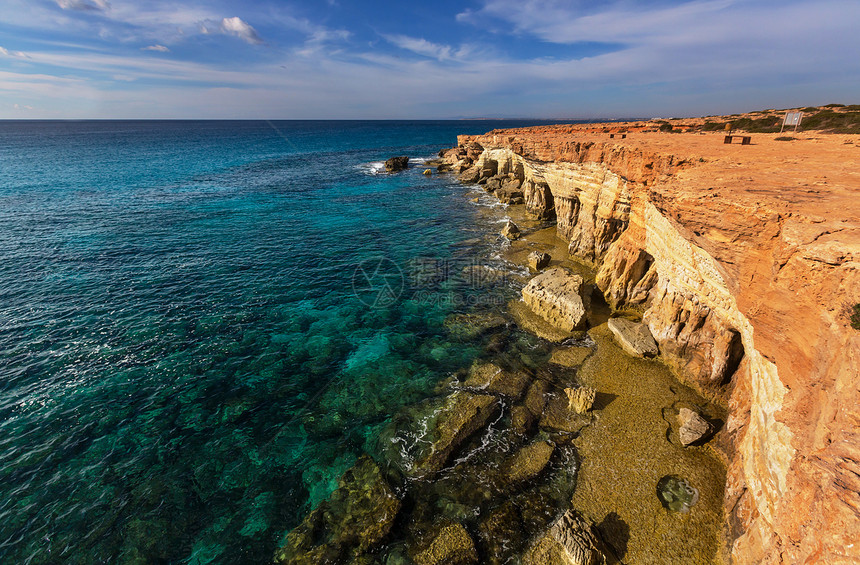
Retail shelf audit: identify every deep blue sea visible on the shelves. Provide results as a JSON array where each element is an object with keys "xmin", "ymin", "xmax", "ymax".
[{"xmin": 0, "ymin": 120, "xmax": 568, "ymax": 564}]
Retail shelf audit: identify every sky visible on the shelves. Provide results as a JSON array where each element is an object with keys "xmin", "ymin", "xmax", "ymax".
[{"xmin": 0, "ymin": 0, "xmax": 858, "ymax": 119}]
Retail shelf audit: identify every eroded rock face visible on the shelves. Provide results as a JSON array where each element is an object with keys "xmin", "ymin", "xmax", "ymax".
[
  {"xmin": 522, "ymin": 268, "xmax": 589, "ymax": 332},
  {"xmin": 275, "ymin": 456, "xmax": 400, "ymax": 564},
  {"xmin": 455, "ymin": 127, "xmax": 860, "ymax": 563},
  {"xmin": 606, "ymin": 317, "xmax": 658, "ymax": 358}
]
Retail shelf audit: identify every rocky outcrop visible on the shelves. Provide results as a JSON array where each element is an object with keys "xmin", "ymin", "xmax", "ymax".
[
  {"xmin": 384, "ymin": 155, "xmax": 409, "ymax": 172},
  {"xmin": 522, "ymin": 268, "xmax": 589, "ymax": 332},
  {"xmin": 449, "ymin": 126, "xmax": 860, "ymax": 564}
]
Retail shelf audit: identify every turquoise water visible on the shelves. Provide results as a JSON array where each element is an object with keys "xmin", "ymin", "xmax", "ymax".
[{"xmin": 0, "ymin": 120, "xmax": 564, "ymax": 563}]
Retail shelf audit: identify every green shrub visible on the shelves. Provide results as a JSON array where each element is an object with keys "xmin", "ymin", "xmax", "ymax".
[
  {"xmin": 658, "ymin": 122, "xmax": 674, "ymax": 132},
  {"xmin": 774, "ymin": 136, "xmax": 796, "ymax": 141},
  {"xmin": 851, "ymin": 304, "xmax": 860, "ymax": 331}
]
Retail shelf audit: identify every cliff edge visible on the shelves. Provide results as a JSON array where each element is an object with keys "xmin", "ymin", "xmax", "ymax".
[{"xmin": 446, "ymin": 125, "xmax": 860, "ymax": 564}]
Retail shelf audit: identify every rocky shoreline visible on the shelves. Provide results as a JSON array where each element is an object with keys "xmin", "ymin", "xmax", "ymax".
[{"xmin": 273, "ymin": 131, "xmax": 739, "ymax": 563}]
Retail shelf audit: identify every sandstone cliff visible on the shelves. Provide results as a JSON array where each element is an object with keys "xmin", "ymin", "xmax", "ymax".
[{"xmin": 447, "ymin": 126, "xmax": 860, "ymax": 564}]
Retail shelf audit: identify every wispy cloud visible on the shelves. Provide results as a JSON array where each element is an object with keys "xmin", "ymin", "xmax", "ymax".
[
  {"xmin": 0, "ymin": 46, "xmax": 30, "ymax": 59},
  {"xmin": 383, "ymin": 34, "xmax": 474, "ymax": 62},
  {"xmin": 55, "ymin": 0, "xmax": 110, "ymax": 12},
  {"xmin": 141, "ymin": 44, "xmax": 170, "ymax": 52},
  {"xmin": 200, "ymin": 17, "xmax": 263, "ymax": 45}
]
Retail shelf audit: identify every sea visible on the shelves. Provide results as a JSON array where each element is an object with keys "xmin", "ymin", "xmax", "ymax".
[{"xmin": 0, "ymin": 120, "xmax": 571, "ymax": 564}]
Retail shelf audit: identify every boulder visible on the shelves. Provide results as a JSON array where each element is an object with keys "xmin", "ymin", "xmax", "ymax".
[
  {"xmin": 501, "ymin": 221, "xmax": 521, "ymax": 240},
  {"xmin": 485, "ymin": 176, "xmax": 503, "ymax": 192},
  {"xmin": 501, "ymin": 177, "xmax": 523, "ymax": 191},
  {"xmin": 423, "ymin": 169, "xmax": 432, "ymax": 176},
  {"xmin": 463, "ymin": 361, "xmax": 532, "ymax": 399},
  {"xmin": 677, "ymin": 407, "xmax": 714, "ymax": 446},
  {"xmin": 522, "ymin": 268, "xmax": 588, "ymax": 332},
  {"xmin": 275, "ymin": 457, "xmax": 400, "ymax": 564},
  {"xmin": 564, "ymin": 386, "xmax": 596, "ymax": 414},
  {"xmin": 528, "ymin": 251, "xmax": 552, "ymax": 271},
  {"xmin": 458, "ymin": 167, "xmax": 480, "ymax": 183},
  {"xmin": 523, "ymin": 510, "xmax": 606, "ymax": 565},
  {"xmin": 504, "ymin": 440, "xmax": 555, "ymax": 484},
  {"xmin": 606, "ymin": 318, "xmax": 658, "ymax": 358},
  {"xmin": 496, "ymin": 188, "xmax": 525, "ymax": 204},
  {"xmin": 384, "ymin": 155, "xmax": 410, "ymax": 172},
  {"xmin": 413, "ymin": 522, "xmax": 478, "ymax": 565}
]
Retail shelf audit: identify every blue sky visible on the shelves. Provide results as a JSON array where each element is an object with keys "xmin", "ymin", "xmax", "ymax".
[{"xmin": 1, "ymin": 0, "xmax": 858, "ymax": 119}]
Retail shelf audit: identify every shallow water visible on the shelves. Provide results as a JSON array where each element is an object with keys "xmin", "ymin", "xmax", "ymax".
[{"xmin": 0, "ymin": 119, "xmax": 572, "ymax": 564}]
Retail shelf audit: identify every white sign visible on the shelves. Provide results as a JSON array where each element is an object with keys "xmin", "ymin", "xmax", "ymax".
[
  {"xmin": 784, "ymin": 112, "xmax": 802, "ymax": 126},
  {"xmin": 781, "ymin": 111, "xmax": 803, "ymax": 132}
]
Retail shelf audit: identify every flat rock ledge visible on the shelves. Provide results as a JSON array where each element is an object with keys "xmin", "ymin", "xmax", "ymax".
[
  {"xmin": 606, "ymin": 317, "xmax": 658, "ymax": 358},
  {"xmin": 522, "ymin": 268, "xmax": 589, "ymax": 332}
]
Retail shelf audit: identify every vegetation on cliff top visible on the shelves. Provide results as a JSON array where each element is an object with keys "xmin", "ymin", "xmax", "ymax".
[{"xmin": 851, "ymin": 304, "xmax": 860, "ymax": 331}]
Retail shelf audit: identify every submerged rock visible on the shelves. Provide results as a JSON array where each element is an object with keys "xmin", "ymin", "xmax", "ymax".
[
  {"xmin": 565, "ymin": 386, "xmax": 596, "ymax": 414},
  {"xmin": 501, "ymin": 220, "xmax": 521, "ymax": 240},
  {"xmin": 606, "ymin": 318, "xmax": 658, "ymax": 358},
  {"xmin": 528, "ymin": 251, "xmax": 552, "ymax": 271},
  {"xmin": 443, "ymin": 312, "xmax": 507, "ymax": 340},
  {"xmin": 657, "ymin": 475, "xmax": 700, "ymax": 512},
  {"xmin": 477, "ymin": 502, "xmax": 524, "ymax": 564},
  {"xmin": 412, "ymin": 522, "xmax": 478, "ymax": 565},
  {"xmin": 504, "ymin": 440, "xmax": 555, "ymax": 484},
  {"xmin": 540, "ymin": 392, "xmax": 592, "ymax": 434},
  {"xmin": 385, "ymin": 156, "xmax": 410, "ymax": 172},
  {"xmin": 522, "ymin": 268, "xmax": 589, "ymax": 332},
  {"xmin": 549, "ymin": 346, "xmax": 592, "ymax": 368},
  {"xmin": 462, "ymin": 361, "xmax": 532, "ymax": 399},
  {"xmin": 275, "ymin": 456, "xmax": 400, "ymax": 564},
  {"xmin": 677, "ymin": 407, "xmax": 713, "ymax": 446},
  {"xmin": 524, "ymin": 510, "xmax": 606, "ymax": 565},
  {"xmin": 380, "ymin": 391, "xmax": 501, "ymax": 479}
]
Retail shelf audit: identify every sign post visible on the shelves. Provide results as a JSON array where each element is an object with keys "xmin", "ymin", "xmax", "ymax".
[{"xmin": 781, "ymin": 111, "xmax": 803, "ymax": 133}]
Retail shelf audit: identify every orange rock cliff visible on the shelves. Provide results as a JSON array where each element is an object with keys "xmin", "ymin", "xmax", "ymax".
[{"xmin": 445, "ymin": 124, "xmax": 860, "ymax": 564}]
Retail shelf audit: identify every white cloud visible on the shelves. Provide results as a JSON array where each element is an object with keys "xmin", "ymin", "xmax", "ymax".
[
  {"xmin": 142, "ymin": 44, "xmax": 170, "ymax": 52},
  {"xmin": 383, "ymin": 35, "xmax": 475, "ymax": 62},
  {"xmin": 200, "ymin": 17, "xmax": 263, "ymax": 45},
  {"xmin": 0, "ymin": 46, "xmax": 30, "ymax": 58},
  {"xmin": 55, "ymin": 0, "xmax": 110, "ymax": 12}
]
